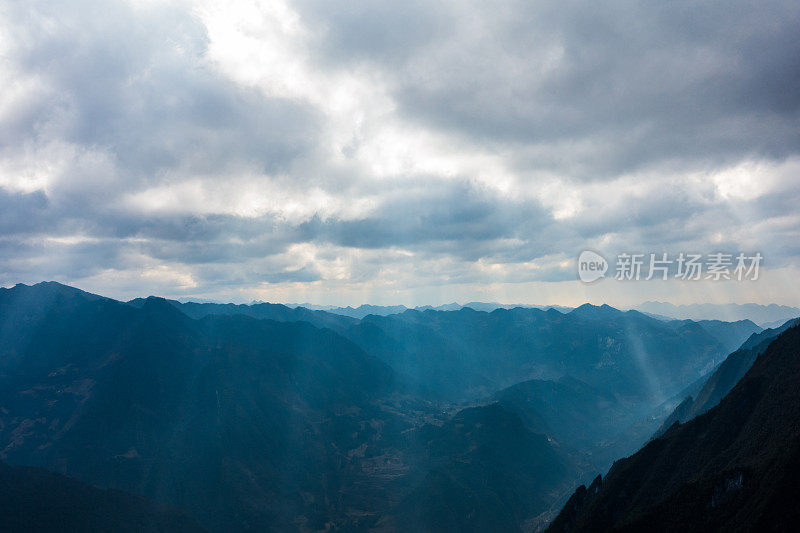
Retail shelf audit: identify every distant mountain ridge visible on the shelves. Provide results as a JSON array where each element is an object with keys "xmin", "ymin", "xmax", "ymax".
[
  {"xmin": 636, "ymin": 301, "xmax": 800, "ymax": 327},
  {"xmin": 166, "ymin": 297, "xmax": 798, "ymax": 327},
  {"xmin": 124, "ymin": 288, "xmax": 800, "ymax": 327},
  {"xmin": 283, "ymin": 302, "xmax": 573, "ymax": 319}
]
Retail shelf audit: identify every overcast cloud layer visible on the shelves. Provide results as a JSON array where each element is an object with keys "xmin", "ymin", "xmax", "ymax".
[{"xmin": 1, "ymin": 0, "xmax": 799, "ymax": 305}]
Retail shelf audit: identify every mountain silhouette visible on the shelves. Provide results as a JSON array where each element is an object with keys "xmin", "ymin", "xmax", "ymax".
[{"xmin": 0, "ymin": 460, "xmax": 204, "ymax": 532}]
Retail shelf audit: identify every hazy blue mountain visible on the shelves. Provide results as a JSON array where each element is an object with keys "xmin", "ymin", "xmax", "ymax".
[
  {"xmin": 416, "ymin": 302, "xmax": 463, "ymax": 312},
  {"xmin": 287, "ymin": 302, "xmax": 572, "ymax": 319},
  {"xmin": 636, "ymin": 301, "xmax": 800, "ymax": 327},
  {"xmin": 0, "ymin": 461, "xmax": 204, "ymax": 532},
  {"xmin": 549, "ymin": 322, "xmax": 800, "ymax": 532},
  {"xmin": 342, "ymin": 304, "xmax": 758, "ymax": 402},
  {"xmin": 462, "ymin": 303, "xmax": 573, "ymax": 313},
  {"xmin": 128, "ymin": 297, "xmax": 358, "ymax": 331},
  {"xmin": 312, "ymin": 303, "xmax": 410, "ymax": 319},
  {"xmin": 760, "ymin": 318, "xmax": 792, "ymax": 329},
  {"xmin": 690, "ymin": 319, "xmax": 762, "ymax": 353}
]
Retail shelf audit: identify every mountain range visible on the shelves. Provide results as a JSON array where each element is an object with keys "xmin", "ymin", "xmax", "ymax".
[
  {"xmin": 635, "ymin": 302, "xmax": 800, "ymax": 327},
  {"xmin": 0, "ymin": 281, "xmax": 796, "ymax": 531},
  {"xmin": 264, "ymin": 300, "xmax": 799, "ymax": 328},
  {"xmin": 280, "ymin": 303, "xmax": 573, "ymax": 320}
]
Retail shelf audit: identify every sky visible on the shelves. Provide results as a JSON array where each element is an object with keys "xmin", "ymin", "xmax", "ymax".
[{"xmin": 1, "ymin": 0, "xmax": 799, "ymax": 306}]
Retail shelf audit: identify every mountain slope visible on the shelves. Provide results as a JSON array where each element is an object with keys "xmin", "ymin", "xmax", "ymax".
[
  {"xmin": 692, "ymin": 319, "xmax": 762, "ymax": 354},
  {"xmin": 0, "ymin": 461, "xmax": 204, "ymax": 532},
  {"xmin": 390, "ymin": 404, "xmax": 575, "ymax": 533},
  {"xmin": 492, "ymin": 377, "xmax": 626, "ymax": 446},
  {"xmin": 491, "ymin": 377, "xmax": 661, "ymax": 473},
  {"xmin": 548, "ymin": 322, "xmax": 800, "ymax": 532},
  {"xmin": 654, "ymin": 318, "xmax": 799, "ymax": 437}
]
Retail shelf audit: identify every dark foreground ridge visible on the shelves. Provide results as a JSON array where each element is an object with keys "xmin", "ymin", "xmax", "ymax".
[
  {"xmin": 0, "ymin": 461, "xmax": 204, "ymax": 532},
  {"xmin": 548, "ymin": 323, "xmax": 800, "ymax": 532}
]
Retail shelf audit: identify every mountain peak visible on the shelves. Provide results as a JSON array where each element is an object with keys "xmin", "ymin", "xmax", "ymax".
[
  {"xmin": 139, "ymin": 295, "xmax": 192, "ymax": 323},
  {"xmin": 2, "ymin": 281, "xmax": 105, "ymax": 302},
  {"xmin": 569, "ymin": 303, "xmax": 622, "ymax": 319}
]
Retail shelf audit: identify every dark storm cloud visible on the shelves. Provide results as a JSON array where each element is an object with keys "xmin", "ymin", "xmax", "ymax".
[
  {"xmin": 0, "ymin": 189, "xmax": 49, "ymax": 234},
  {"xmin": 299, "ymin": 180, "xmax": 549, "ymax": 252},
  {"xmin": 300, "ymin": 0, "xmax": 800, "ymax": 177}
]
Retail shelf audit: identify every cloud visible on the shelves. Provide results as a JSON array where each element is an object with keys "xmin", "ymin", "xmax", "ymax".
[
  {"xmin": 377, "ymin": 0, "xmax": 800, "ymax": 177},
  {"xmin": 0, "ymin": 0, "xmax": 798, "ymax": 305}
]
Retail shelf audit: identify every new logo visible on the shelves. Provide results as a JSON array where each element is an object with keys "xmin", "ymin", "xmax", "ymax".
[{"xmin": 578, "ymin": 250, "xmax": 608, "ymax": 283}]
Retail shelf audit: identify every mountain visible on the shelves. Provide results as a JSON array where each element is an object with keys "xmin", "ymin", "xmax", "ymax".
[
  {"xmin": 690, "ymin": 319, "xmax": 763, "ymax": 353},
  {"xmin": 315, "ymin": 304, "xmax": 410, "ymax": 319},
  {"xmin": 126, "ymin": 294, "xmax": 758, "ymax": 406},
  {"xmin": 389, "ymin": 404, "xmax": 576, "ymax": 533},
  {"xmin": 548, "ymin": 322, "xmax": 800, "ymax": 532},
  {"xmin": 128, "ymin": 297, "xmax": 357, "ymax": 331},
  {"xmin": 1, "ymin": 282, "xmax": 774, "ymax": 532},
  {"xmin": 654, "ymin": 318, "xmax": 799, "ymax": 438},
  {"xmin": 287, "ymin": 302, "xmax": 573, "ymax": 319},
  {"xmin": 491, "ymin": 377, "xmax": 659, "ymax": 472},
  {"xmin": 760, "ymin": 318, "xmax": 792, "ymax": 330},
  {"xmin": 342, "ymin": 305, "xmax": 759, "ymax": 402},
  {"xmin": 636, "ymin": 301, "xmax": 800, "ymax": 327},
  {"xmin": 492, "ymin": 377, "xmax": 621, "ymax": 446},
  {"xmin": 0, "ymin": 461, "xmax": 204, "ymax": 532},
  {"xmin": 0, "ymin": 283, "xmax": 622, "ymax": 531},
  {"xmin": 462, "ymin": 303, "xmax": 573, "ymax": 314},
  {"xmin": 0, "ymin": 283, "xmax": 412, "ymax": 531}
]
